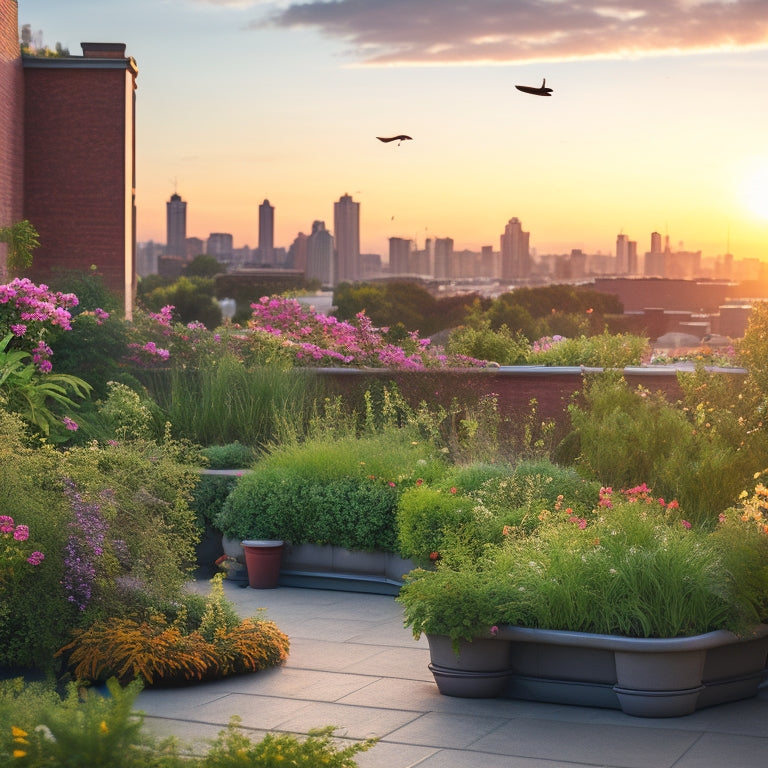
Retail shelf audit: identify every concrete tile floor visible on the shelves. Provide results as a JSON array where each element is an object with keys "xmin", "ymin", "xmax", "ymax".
[{"xmin": 136, "ymin": 581, "xmax": 768, "ymax": 768}]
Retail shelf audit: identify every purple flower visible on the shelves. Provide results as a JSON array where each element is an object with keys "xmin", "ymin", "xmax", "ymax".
[{"xmin": 62, "ymin": 416, "xmax": 79, "ymax": 431}]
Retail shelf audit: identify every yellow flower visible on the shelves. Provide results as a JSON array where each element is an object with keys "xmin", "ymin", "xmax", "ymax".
[
  {"xmin": 13, "ymin": 750, "xmax": 27, "ymax": 758},
  {"xmin": 99, "ymin": 720, "xmax": 109, "ymax": 734},
  {"xmin": 11, "ymin": 727, "xmax": 27, "ymax": 739}
]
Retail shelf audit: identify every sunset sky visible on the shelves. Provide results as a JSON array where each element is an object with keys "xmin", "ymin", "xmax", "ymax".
[{"xmin": 20, "ymin": 0, "xmax": 768, "ymax": 263}]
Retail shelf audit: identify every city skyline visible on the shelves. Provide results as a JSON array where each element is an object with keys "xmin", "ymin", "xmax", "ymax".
[{"xmin": 20, "ymin": 1, "xmax": 768, "ymax": 262}]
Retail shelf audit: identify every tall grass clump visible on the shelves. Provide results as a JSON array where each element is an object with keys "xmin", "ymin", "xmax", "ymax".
[{"xmin": 160, "ymin": 353, "xmax": 319, "ymax": 447}]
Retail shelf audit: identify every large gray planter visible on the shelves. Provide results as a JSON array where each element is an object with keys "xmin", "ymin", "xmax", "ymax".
[
  {"xmin": 279, "ymin": 543, "xmax": 416, "ymax": 595},
  {"xmin": 427, "ymin": 624, "xmax": 768, "ymax": 717}
]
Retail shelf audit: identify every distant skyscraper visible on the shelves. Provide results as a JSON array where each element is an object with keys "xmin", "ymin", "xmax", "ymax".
[
  {"xmin": 166, "ymin": 193, "xmax": 187, "ymax": 258},
  {"xmin": 388, "ymin": 237, "xmax": 412, "ymax": 275},
  {"xmin": 434, "ymin": 237, "xmax": 454, "ymax": 279},
  {"xmin": 306, "ymin": 221, "xmax": 334, "ymax": 286},
  {"xmin": 616, "ymin": 234, "xmax": 629, "ymax": 275},
  {"xmin": 627, "ymin": 240, "xmax": 638, "ymax": 274},
  {"xmin": 334, "ymin": 193, "xmax": 360, "ymax": 284},
  {"xmin": 289, "ymin": 232, "xmax": 308, "ymax": 272},
  {"xmin": 206, "ymin": 233, "xmax": 234, "ymax": 265},
  {"xmin": 258, "ymin": 199, "xmax": 274, "ymax": 265},
  {"xmin": 500, "ymin": 217, "xmax": 530, "ymax": 281},
  {"xmin": 645, "ymin": 231, "xmax": 665, "ymax": 277}
]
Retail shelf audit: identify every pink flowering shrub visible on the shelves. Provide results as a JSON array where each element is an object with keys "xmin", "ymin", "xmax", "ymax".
[
  {"xmin": 126, "ymin": 304, "xmax": 231, "ymax": 368},
  {"xmin": 249, "ymin": 296, "xmax": 485, "ymax": 370},
  {"xmin": 0, "ymin": 278, "xmax": 79, "ymax": 370},
  {"xmin": 0, "ymin": 515, "xmax": 45, "ymax": 586}
]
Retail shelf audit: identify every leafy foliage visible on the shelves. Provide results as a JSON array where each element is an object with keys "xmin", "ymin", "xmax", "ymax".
[
  {"xmin": 216, "ymin": 430, "xmax": 446, "ymax": 548},
  {"xmin": 2, "ymin": 677, "xmax": 374, "ymax": 767},
  {"xmin": 567, "ymin": 372, "xmax": 768, "ymax": 523},
  {"xmin": 398, "ymin": 482, "xmax": 768, "ymax": 644},
  {"xmin": 0, "ymin": 219, "xmax": 40, "ymax": 273}
]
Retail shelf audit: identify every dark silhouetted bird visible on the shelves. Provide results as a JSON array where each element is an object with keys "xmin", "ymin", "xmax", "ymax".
[
  {"xmin": 376, "ymin": 135, "xmax": 413, "ymax": 144},
  {"xmin": 515, "ymin": 78, "xmax": 553, "ymax": 97}
]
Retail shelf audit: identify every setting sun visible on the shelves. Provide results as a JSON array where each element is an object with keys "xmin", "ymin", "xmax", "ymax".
[{"xmin": 742, "ymin": 163, "xmax": 768, "ymax": 221}]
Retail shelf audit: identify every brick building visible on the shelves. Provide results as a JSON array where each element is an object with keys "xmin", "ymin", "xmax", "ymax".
[{"xmin": 0, "ymin": 0, "xmax": 138, "ymax": 317}]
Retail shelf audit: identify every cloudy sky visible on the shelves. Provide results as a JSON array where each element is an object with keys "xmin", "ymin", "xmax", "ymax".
[{"xmin": 19, "ymin": 0, "xmax": 768, "ymax": 262}]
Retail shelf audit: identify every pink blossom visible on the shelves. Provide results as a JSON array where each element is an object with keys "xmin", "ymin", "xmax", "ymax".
[
  {"xmin": 62, "ymin": 416, "xmax": 79, "ymax": 431},
  {"xmin": 13, "ymin": 525, "xmax": 29, "ymax": 542},
  {"xmin": 27, "ymin": 551, "xmax": 45, "ymax": 566}
]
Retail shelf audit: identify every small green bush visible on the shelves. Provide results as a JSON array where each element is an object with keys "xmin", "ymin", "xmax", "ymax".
[
  {"xmin": 396, "ymin": 486, "xmax": 477, "ymax": 563},
  {"xmin": 526, "ymin": 332, "xmax": 648, "ymax": 368},
  {"xmin": 216, "ymin": 432, "xmax": 447, "ymax": 551},
  {"xmin": 396, "ymin": 460, "xmax": 599, "ymax": 564},
  {"xmin": 201, "ymin": 442, "xmax": 256, "ymax": 469}
]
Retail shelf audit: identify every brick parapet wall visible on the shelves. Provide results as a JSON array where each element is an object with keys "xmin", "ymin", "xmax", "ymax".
[
  {"xmin": 312, "ymin": 366, "xmax": 747, "ymax": 442},
  {"xmin": 0, "ymin": 0, "xmax": 24, "ymax": 279},
  {"xmin": 23, "ymin": 65, "xmax": 128, "ymax": 294}
]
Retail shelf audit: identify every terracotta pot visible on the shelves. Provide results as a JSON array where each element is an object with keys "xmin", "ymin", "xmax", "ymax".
[{"xmin": 241, "ymin": 540, "xmax": 283, "ymax": 589}]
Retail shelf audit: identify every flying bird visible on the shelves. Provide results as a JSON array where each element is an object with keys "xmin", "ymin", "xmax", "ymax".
[
  {"xmin": 515, "ymin": 78, "xmax": 553, "ymax": 97},
  {"xmin": 376, "ymin": 134, "xmax": 413, "ymax": 145}
]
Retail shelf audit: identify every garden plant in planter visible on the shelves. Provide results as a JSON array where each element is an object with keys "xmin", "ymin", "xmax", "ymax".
[{"xmin": 397, "ymin": 473, "xmax": 768, "ymax": 717}]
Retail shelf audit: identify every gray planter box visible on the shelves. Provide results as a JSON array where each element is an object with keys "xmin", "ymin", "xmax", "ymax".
[
  {"xmin": 427, "ymin": 624, "xmax": 768, "ymax": 717},
  {"xmin": 279, "ymin": 543, "xmax": 416, "ymax": 595}
]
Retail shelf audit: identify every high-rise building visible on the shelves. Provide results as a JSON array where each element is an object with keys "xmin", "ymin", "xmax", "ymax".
[
  {"xmin": 388, "ymin": 237, "xmax": 412, "ymax": 275},
  {"xmin": 306, "ymin": 221, "xmax": 334, "ymax": 286},
  {"xmin": 500, "ymin": 217, "xmax": 530, "ymax": 281},
  {"xmin": 289, "ymin": 232, "xmax": 308, "ymax": 272},
  {"xmin": 645, "ymin": 231, "xmax": 666, "ymax": 277},
  {"xmin": 334, "ymin": 193, "xmax": 360, "ymax": 284},
  {"xmin": 207, "ymin": 233, "xmax": 234, "ymax": 265},
  {"xmin": 434, "ymin": 237, "xmax": 454, "ymax": 279},
  {"xmin": 258, "ymin": 199, "xmax": 274, "ymax": 265},
  {"xmin": 616, "ymin": 234, "xmax": 629, "ymax": 275},
  {"xmin": 166, "ymin": 193, "xmax": 187, "ymax": 258}
]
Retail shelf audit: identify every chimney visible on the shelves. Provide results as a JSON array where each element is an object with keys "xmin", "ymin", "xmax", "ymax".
[{"xmin": 81, "ymin": 43, "xmax": 126, "ymax": 59}]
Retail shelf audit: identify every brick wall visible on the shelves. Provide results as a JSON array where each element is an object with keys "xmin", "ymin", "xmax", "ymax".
[
  {"xmin": 23, "ymin": 64, "xmax": 130, "ymax": 295},
  {"xmin": 0, "ymin": 0, "xmax": 24, "ymax": 280}
]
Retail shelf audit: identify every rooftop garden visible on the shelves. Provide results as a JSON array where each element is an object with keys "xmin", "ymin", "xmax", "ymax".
[{"xmin": 2, "ymin": 265, "xmax": 768, "ymax": 746}]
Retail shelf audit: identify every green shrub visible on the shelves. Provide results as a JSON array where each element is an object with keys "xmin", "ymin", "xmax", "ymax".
[
  {"xmin": 396, "ymin": 459, "xmax": 600, "ymax": 564},
  {"xmin": 396, "ymin": 486, "xmax": 477, "ymax": 563},
  {"xmin": 398, "ymin": 483, "xmax": 768, "ymax": 645},
  {"xmin": 201, "ymin": 442, "xmax": 256, "ymax": 469},
  {"xmin": 446, "ymin": 320, "xmax": 528, "ymax": 365},
  {"xmin": 526, "ymin": 332, "xmax": 648, "ymax": 367},
  {"xmin": 216, "ymin": 432, "xmax": 447, "ymax": 550},
  {"xmin": 0, "ymin": 418, "xmax": 202, "ymax": 670},
  {"xmin": 568, "ymin": 372, "xmax": 766, "ymax": 523},
  {"xmin": 191, "ymin": 473, "xmax": 240, "ymax": 530}
]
